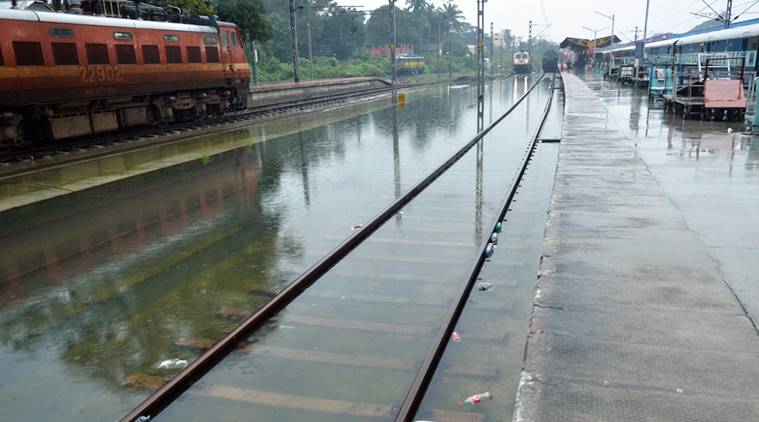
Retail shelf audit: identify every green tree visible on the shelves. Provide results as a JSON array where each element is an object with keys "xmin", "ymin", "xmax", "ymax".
[{"xmin": 216, "ymin": 0, "xmax": 272, "ymax": 41}]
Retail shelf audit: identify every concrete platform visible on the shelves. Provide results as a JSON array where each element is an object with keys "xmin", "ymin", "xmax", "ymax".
[{"xmin": 515, "ymin": 73, "xmax": 759, "ymax": 421}]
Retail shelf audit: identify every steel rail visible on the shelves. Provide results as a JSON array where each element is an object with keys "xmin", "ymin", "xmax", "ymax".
[
  {"xmin": 395, "ymin": 74, "xmax": 557, "ymax": 422},
  {"xmin": 121, "ymin": 73, "xmax": 544, "ymax": 422}
]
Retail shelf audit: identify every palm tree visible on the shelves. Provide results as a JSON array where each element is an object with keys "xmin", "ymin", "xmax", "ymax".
[
  {"xmin": 440, "ymin": 2, "xmax": 465, "ymax": 34},
  {"xmin": 405, "ymin": 0, "xmax": 429, "ymax": 14}
]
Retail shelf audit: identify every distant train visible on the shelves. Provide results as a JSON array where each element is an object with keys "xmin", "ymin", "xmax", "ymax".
[
  {"xmin": 542, "ymin": 50, "xmax": 559, "ymax": 73},
  {"xmin": 513, "ymin": 50, "xmax": 532, "ymax": 74},
  {"xmin": 397, "ymin": 55, "xmax": 425, "ymax": 75},
  {"xmin": 0, "ymin": 8, "xmax": 250, "ymax": 144}
]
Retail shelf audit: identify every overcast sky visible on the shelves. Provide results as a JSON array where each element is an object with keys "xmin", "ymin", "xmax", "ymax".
[{"xmin": 335, "ymin": 0, "xmax": 759, "ymax": 42}]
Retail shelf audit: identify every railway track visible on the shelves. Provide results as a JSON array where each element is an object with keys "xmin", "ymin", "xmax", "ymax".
[
  {"xmin": 0, "ymin": 80, "xmax": 440, "ymax": 167},
  {"xmin": 121, "ymin": 73, "xmax": 557, "ymax": 422}
]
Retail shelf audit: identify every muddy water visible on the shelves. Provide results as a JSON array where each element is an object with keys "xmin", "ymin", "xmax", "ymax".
[{"xmin": 0, "ymin": 76, "xmax": 541, "ymax": 421}]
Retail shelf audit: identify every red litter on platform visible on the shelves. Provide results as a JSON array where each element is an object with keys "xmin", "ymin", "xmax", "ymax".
[
  {"xmin": 464, "ymin": 391, "xmax": 493, "ymax": 405},
  {"xmin": 451, "ymin": 331, "xmax": 462, "ymax": 342}
]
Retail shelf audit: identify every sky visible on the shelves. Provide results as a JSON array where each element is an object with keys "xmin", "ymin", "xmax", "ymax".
[{"xmin": 335, "ymin": 0, "xmax": 759, "ymax": 42}]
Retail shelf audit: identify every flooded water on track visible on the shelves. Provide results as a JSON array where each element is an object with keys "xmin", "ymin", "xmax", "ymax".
[{"xmin": 0, "ymin": 76, "xmax": 545, "ymax": 421}]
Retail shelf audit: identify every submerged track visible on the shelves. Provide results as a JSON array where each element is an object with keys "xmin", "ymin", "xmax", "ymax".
[{"xmin": 120, "ymin": 73, "xmax": 556, "ymax": 422}]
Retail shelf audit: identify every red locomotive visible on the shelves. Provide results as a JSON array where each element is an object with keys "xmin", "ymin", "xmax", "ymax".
[{"xmin": 0, "ymin": 8, "xmax": 250, "ymax": 143}]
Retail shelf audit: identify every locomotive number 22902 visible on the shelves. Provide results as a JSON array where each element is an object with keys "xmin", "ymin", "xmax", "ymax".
[{"xmin": 78, "ymin": 66, "xmax": 123, "ymax": 83}]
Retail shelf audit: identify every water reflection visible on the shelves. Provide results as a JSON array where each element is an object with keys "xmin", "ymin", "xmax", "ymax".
[{"xmin": 0, "ymin": 78, "xmax": 526, "ymax": 421}]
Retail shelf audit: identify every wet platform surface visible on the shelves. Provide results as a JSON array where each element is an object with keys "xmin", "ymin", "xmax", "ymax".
[{"xmin": 516, "ymin": 73, "xmax": 759, "ymax": 421}]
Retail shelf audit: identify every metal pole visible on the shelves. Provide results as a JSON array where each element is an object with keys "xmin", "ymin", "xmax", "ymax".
[
  {"xmin": 389, "ymin": 0, "xmax": 397, "ymax": 103},
  {"xmin": 307, "ymin": 22, "xmax": 314, "ymax": 79},
  {"xmin": 593, "ymin": 29, "xmax": 597, "ymax": 68},
  {"xmin": 528, "ymin": 20, "xmax": 533, "ymax": 58},
  {"xmin": 288, "ymin": 0, "xmax": 301, "ymax": 83},
  {"xmin": 642, "ymin": 0, "xmax": 650, "ymax": 59},
  {"xmin": 610, "ymin": 15, "xmax": 615, "ymax": 70},
  {"xmin": 490, "ymin": 22, "xmax": 494, "ymax": 79},
  {"xmin": 726, "ymin": 0, "xmax": 733, "ymax": 28},
  {"xmin": 448, "ymin": 33, "xmax": 452, "ymax": 78},
  {"xmin": 476, "ymin": 0, "xmax": 485, "ymax": 132},
  {"xmin": 251, "ymin": 39, "xmax": 259, "ymax": 85}
]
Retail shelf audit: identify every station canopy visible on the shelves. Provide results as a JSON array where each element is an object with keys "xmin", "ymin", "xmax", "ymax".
[{"xmin": 560, "ymin": 35, "xmax": 621, "ymax": 50}]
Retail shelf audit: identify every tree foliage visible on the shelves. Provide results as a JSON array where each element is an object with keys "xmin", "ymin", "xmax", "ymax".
[{"xmin": 216, "ymin": 0, "xmax": 271, "ymax": 42}]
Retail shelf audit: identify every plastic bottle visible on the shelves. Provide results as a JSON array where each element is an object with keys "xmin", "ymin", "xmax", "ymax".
[
  {"xmin": 464, "ymin": 391, "xmax": 493, "ymax": 405},
  {"xmin": 485, "ymin": 243, "xmax": 495, "ymax": 258},
  {"xmin": 158, "ymin": 358, "xmax": 189, "ymax": 370}
]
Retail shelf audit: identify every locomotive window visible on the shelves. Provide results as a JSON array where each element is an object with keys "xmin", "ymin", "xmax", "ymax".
[
  {"xmin": 142, "ymin": 45, "xmax": 160, "ymax": 64},
  {"xmin": 186, "ymin": 46, "xmax": 201, "ymax": 63},
  {"xmin": 205, "ymin": 46, "xmax": 219, "ymax": 63},
  {"xmin": 86, "ymin": 43, "xmax": 109, "ymax": 65},
  {"xmin": 163, "ymin": 34, "xmax": 179, "ymax": 42},
  {"xmin": 221, "ymin": 32, "xmax": 228, "ymax": 49},
  {"xmin": 49, "ymin": 28, "xmax": 74, "ymax": 38},
  {"xmin": 13, "ymin": 42, "xmax": 44, "ymax": 66},
  {"xmin": 116, "ymin": 45, "xmax": 137, "ymax": 64},
  {"xmin": 113, "ymin": 32, "xmax": 133, "ymax": 41},
  {"xmin": 165, "ymin": 46, "xmax": 182, "ymax": 63},
  {"xmin": 52, "ymin": 43, "xmax": 79, "ymax": 65},
  {"xmin": 231, "ymin": 31, "xmax": 237, "ymax": 47},
  {"xmin": 204, "ymin": 35, "xmax": 218, "ymax": 45}
]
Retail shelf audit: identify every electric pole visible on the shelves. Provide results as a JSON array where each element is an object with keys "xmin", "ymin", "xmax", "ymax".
[
  {"xmin": 725, "ymin": 0, "xmax": 733, "ymax": 28},
  {"xmin": 528, "ymin": 20, "xmax": 533, "ymax": 58},
  {"xmin": 307, "ymin": 22, "xmax": 314, "ymax": 79},
  {"xmin": 288, "ymin": 0, "xmax": 301, "ymax": 83},
  {"xmin": 490, "ymin": 22, "xmax": 494, "ymax": 79},
  {"xmin": 641, "ymin": 0, "xmax": 650, "ymax": 60},
  {"xmin": 389, "ymin": 0, "xmax": 397, "ymax": 103},
  {"xmin": 476, "ymin": 0, "xmax": 486, "ymax": 132}
]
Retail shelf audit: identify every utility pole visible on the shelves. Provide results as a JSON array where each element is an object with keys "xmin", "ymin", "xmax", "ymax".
[
  {"xmin": 633, "ymin": 26, "xmax": 640, "ymax": 42},
  {"xmin": 307, "ymin": 22, "xmax": 314, "ymax": 79},
  {"xmin": 490, "ymin": 22, "xmax": 494, "ymax": 79},
  {"xmin": 251, "ymin": 39, "xmax": 259, "ymax": 85},
  {"xmin": 476, "ymin": 0, "xmax": 486, "ymax": 132},
  {"xmin": 528, "ymin": 20, "xmax": 533, "ymax": 58},
  {"xmin": 389, "ymin": 0, "xmax": 398, "ymax": 103},
  {"xmin": 288, "ymin": 0, "xmax": 301, "ymax": 83},
  {"xmin": 641, "ymin": 0, "xmax": 650, "ymax": 60},
  {"xmin": 595, "ymin": 11, "xmax": 615, "ymax": 70},
  {"xmin": 725, "ymin": 0, "xmax": 733, "ymax": 28}
]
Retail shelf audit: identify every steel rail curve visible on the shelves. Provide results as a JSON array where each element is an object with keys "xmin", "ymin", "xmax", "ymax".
[
  {"xmin": 395, "ymin": 74, "xmax": 558, "ymax": 422},
  {"xmin": 122, "ymin": 73, "xmax": 544, "ymax": 422}
]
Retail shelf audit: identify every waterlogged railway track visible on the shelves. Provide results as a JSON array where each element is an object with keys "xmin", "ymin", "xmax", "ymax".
[
  {"xmin": 121, "ymin": 73, "xmax": 557, "ymax": 422},
  {"xmin": 0, "ymin": 81, "xmax": 438, "ymax": 168}
]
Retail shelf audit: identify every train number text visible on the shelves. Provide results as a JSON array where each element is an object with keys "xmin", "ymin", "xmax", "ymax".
[{"xmin": 78, "ymin": 66, "xmax": 122, "ymax": 84}]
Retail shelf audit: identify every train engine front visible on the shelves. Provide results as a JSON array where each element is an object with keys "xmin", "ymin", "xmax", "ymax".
[
  {"xmin": 0, "ymin": 9, "xmax": 250, "ymax": 145},
  {"xmin": 513, "ymin": 51, "xmax": 533, "ymax": 75}
]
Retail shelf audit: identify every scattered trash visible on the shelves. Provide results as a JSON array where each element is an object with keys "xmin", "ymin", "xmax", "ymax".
[
  {"xmin": 464, "ymin": 391, "xmax": 493, "ymax": 405},
  {"xmin": 485, "ymin": 243, "xmax": 495, "ymax": 258},
  {"xmin": 477, "ymin": 282, "xmax": 494, "ymax": 291},
  {"xmin": 451, "ymin": 331, "xmax": 462, "ymax": 342},
  {"xmin": 351, "ymin": 224, "xmax": 364, "ymax": 230},
  {"xmin": 136, "ymin": 416, "xmax": 151, "ymax": 422},
  {"xmin": 727, "ymin": 128, "xmax": 734, "ymax": 134},
  {"xmin": 157, "ymin": 359, "xmax": 188, "ymax": 370},
  {"xmin": 495, "ymin": 221, "xmax": 503, "ymax": 233},
  {"xmin": 676, "ymin": 388, "xmax": 683, "ymax": 394},
  {"xmin": 490, "ymin": 232, "xmax": 499, "ymax": 245},
  {"xmin": 603, "ymin": 380, "xmax": 610, "ymax": 386}
]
